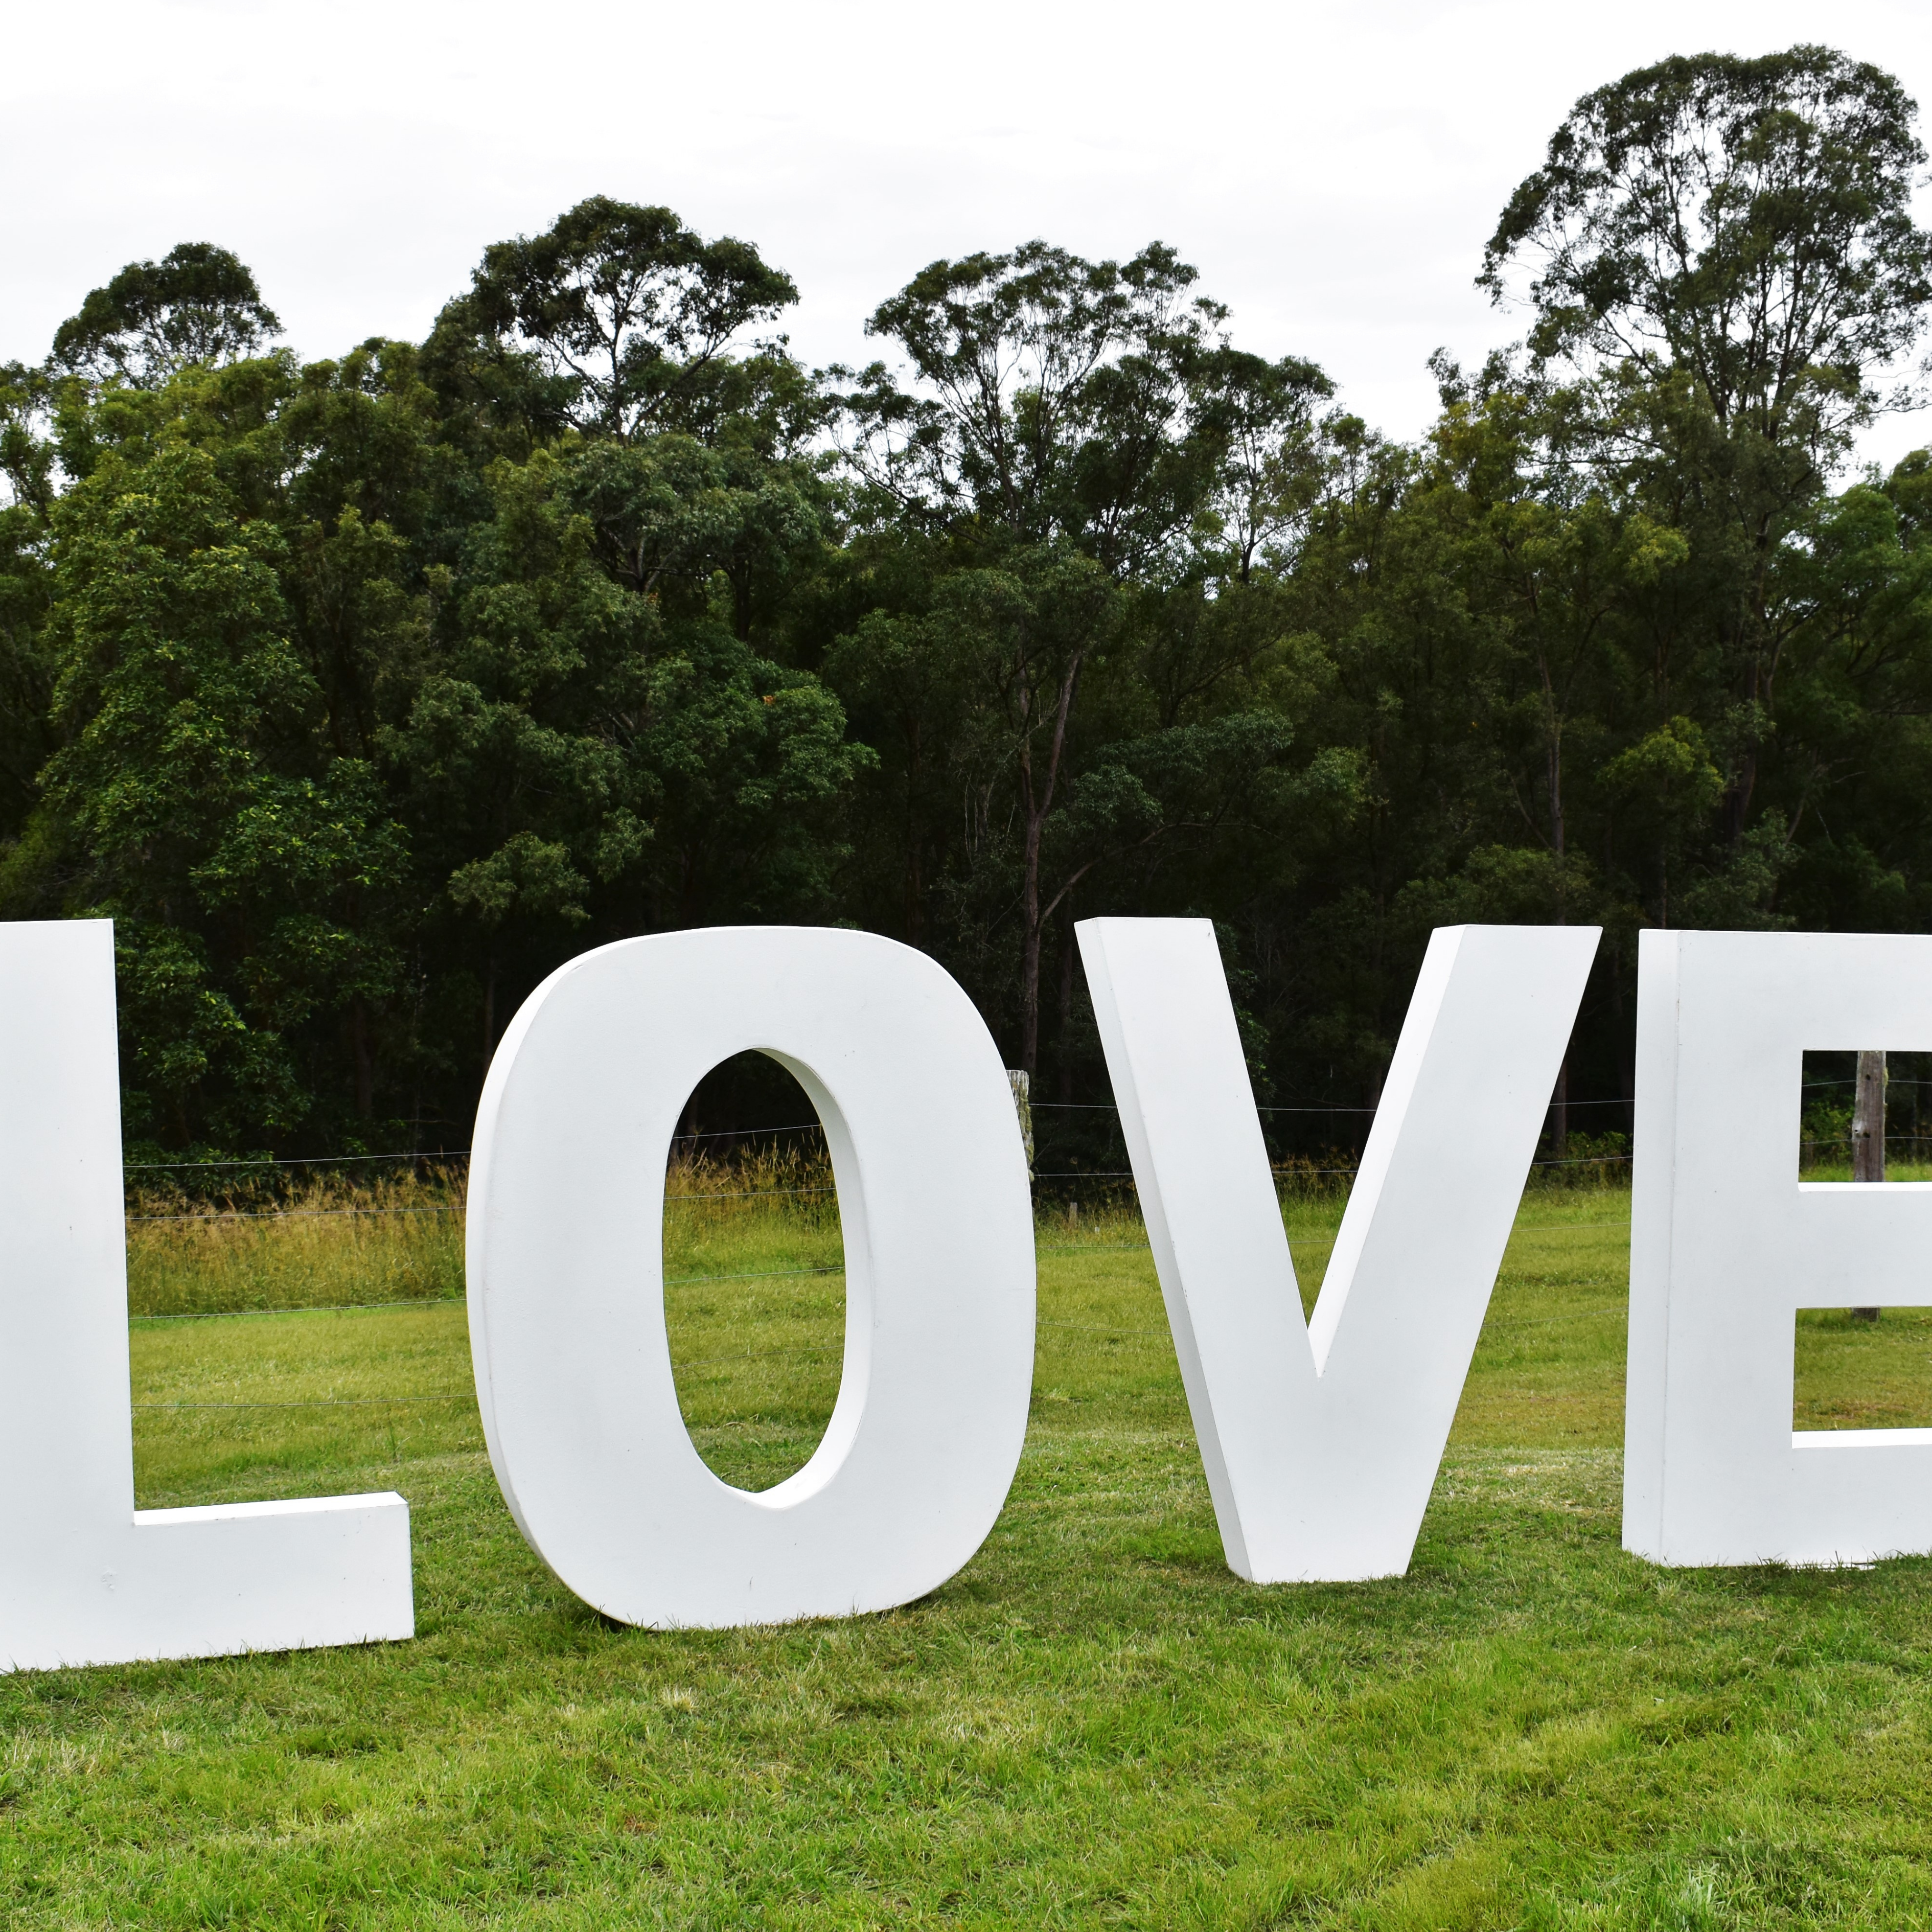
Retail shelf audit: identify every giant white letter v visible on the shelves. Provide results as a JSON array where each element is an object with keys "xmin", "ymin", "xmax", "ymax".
[{"xmin": 1078, "ymin": 919, "xmax": 1599, "ymax": 1583}]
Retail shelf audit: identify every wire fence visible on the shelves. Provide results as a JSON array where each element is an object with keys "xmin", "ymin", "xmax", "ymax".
[
  {"xmin": 119, "ymin": 1062, "xmax": 1932, "ymax": 1187},
  {"xmin": 127, "ymin": 1195, "xmax": 1640, "ymax": 1418},
  {"xmin": 134, "ymin": 1395, "xmax": 471, "ymax": 1412},
  {"xmin": 125, "ymin": 1118, "xmax": 835, "ymax": 1178},
  {"xmin": 128, "ymin": 1114, "xmax": 1932, "ymax": 1224},
  {"xmin": 135, "ymin": 1132, "xmax": 1932, "ymax": 1226},
  {"xmin": 124, "ymin": 1080, "xmax": 1896, "ymax": 1416},
  {"xmin": 124, "ymin": 1151, "xmax": 470, "ymax": 1174},
  {"xmin": 133, "ymin": 1129, "xmax": 1932, "ymax": 1230},
  {"xmin": 124, "ymin": 1132, "xmax": 1640, "ymax": 1225},
  {"xmin": 129, "ymin": 1204, "xmax": 465, "ymax": 1224}
]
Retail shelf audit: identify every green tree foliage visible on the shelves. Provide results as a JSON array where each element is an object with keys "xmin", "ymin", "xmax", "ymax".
[
  {"xmin": 51, "ymin": 242, "xmax": 282, "ymax": 386},
  {"xmin": 3, "ymin": 42, "xmax": 1931, "ymax": 1155},
  {"xmin": 442, "ymin": 197, "xmax": 801, "ymax": 443},
  {"xmin": 833, "ymin": 242, "xmax": 1316, "ymax": 1072},
  {"xmin": 1481, "ymin": 47, "xmax": 1932, "ymax": 429},
  {"xmin": 0, "ymin": 361, "xmax": 57, "ymax": 835},
  {"xmin": 1482, "ymin": 45, "xmax": 1932, "ymax": 847}
]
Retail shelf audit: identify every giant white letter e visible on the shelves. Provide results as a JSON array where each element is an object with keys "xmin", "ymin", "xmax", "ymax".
[{"xmin": 1625, "ymin": 929, "xmax": 1932, "ymax": 1568}]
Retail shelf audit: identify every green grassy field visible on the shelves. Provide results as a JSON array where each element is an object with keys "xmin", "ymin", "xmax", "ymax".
[{"xmin": 7, "ymin": 1172, "xmax": 1932, "ymax": 1926}]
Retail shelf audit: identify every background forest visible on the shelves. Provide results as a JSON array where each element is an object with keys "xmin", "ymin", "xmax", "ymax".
[{"xmin": 2, "ymin": 42, "xmax": 1930, "ymax": 1165}]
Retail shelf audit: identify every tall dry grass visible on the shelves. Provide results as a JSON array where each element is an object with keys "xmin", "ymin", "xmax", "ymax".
[
  {"xmin": 124, "ymin": 1143, "xmax": 847, "ymax": 1321},
  {"xmin": 122, "ymin": 1130, "xmax": 1652, "ymax": 1325},
  {"xmin": 125, "ymin": 1166, "xmax": 468, "ymax": 1318}
]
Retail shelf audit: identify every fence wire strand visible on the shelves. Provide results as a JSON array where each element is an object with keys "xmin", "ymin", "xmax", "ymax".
[
  {"xmin": 130, "ymin": 1057, "xmax": 1932, "ymax": 1425},
  {"xmin": 123, "ymin": 1098, "xmax": 1656, "ymax": 1414}
]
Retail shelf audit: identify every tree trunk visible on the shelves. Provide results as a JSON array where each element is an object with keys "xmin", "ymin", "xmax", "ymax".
[
  {"xmin": 350, "ymin": 999, "xmax": 374, "ymax": 1119},
  {"xmin": 1546, "ymin": 728, "xmax": 1567, "ymax": 1161},
  {"xmin": 1019, "ymin": 818, "xmax": 1044, "ymax": 1076},
  {"xmin": 902, "ymin": 717, "xmax": 924, "ymax": 943},
  {"xmin": 1015, "ymin": 653, "xmax": 1084, "ymax": 1077},
  {"xmin": 1006, "ymin": 1069, "xmax": 1034, "ymax": 1180},
  {"xmin": 1055, "ymin": 909, "xmax": 1077, "ymax": 1105},
  {"xmin": 1852, "ymin": 1048, "xmax": 1885, "ymax": 1320}
]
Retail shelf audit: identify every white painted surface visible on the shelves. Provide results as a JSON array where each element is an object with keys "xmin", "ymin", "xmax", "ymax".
[
  {"xmin": 1626, "ymin": 930, "xmax": 1932, "ymax": 1568},
  {"xmin": 1078, "ymin": 918, "xmax": 1599, "ymax": 1582},
  {"xmin": 0, "ymin": 920, "xmax": 412, "ymax": 1673},
  {"xmin": 466, "ymin": 926, "xmax": 1036, "ymax": 1628}
]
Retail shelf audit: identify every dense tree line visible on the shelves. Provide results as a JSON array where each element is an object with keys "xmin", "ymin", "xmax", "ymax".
[{"xmin": 2, "ymin": 44, "xmax": 1930, "ymax": 1162}]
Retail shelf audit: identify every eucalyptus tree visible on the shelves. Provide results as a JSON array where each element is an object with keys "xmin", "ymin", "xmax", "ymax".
[
  {"xmin": 1193, "ymin": 344, "xmax": 1336, "ymax": 585},
  {"xmin": 1770, "ymin": 451, "xmax": 1932, "ymax": 932},
  {"xmin": 389, "ymin": 439, "xmax": 866, "ymax": 1074},
  {"xmin": 400, "ymin": 203, "xmax": 860, "ymax": 1085},
  {"xmin": 444, "ymin": 197, "xmax": 801, "ymax": 444},
  {"xmin": 841, "ymin": 240, "xmax": 1221, "ymax": 563},
  {"xmin": 837, "ymin": 242, "xmax": 1261, "ymax": 1071},
  {"xmin": 1481, "ymin": 45, "xmax": 1932, "ymax": 848},
  {"xmin": 50, "ymin": 243, "xmax": 282, "ymax": 387}
]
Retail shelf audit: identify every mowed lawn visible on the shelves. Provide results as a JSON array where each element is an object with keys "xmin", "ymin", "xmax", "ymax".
[{"xmin": 6, "ymin": 1183, "xmax": 1932, "ymax": 1927}]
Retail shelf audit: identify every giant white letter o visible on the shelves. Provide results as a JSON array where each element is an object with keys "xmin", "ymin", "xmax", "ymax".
[{"xmin": 466, "ymin": 927, "xmax": 1036, "ymax": 1628}]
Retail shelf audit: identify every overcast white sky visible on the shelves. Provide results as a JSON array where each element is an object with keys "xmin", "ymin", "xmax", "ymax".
[{"xmin": 6, "ymin": 0, "xmax": 1930, "ymax": 468}]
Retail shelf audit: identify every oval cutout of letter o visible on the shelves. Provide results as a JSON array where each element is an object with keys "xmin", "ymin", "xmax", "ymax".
[{"xmin": 467, "ymin": 927, "xmax": 1037, "ymax": 1629}]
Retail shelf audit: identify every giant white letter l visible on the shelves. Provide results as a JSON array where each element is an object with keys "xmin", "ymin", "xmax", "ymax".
[{"xmin": 0, "ymin": 919, "xmax": 413, "ymax": 1671}]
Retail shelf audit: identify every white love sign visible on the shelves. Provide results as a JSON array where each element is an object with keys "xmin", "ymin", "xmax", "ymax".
[
  {"xmin": 1079, "ymin": 917, "xmax": 1600, "ymax": 1582},
  {"xmin": 0, "ymin": 919, "xmax": 412, "ymax": 1673},
  {"xmin": 14, "ymin": 912, "xmax": 1932, "ymax": 1671},
  {"xmin": 1625, "ymin": 929, "xmax": 1932, "ymax": 1568}
]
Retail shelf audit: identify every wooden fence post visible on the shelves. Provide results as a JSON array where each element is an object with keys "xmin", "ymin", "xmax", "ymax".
[
  {"xmin": 1852, "ymin": 1048, "xmax": 1885, "ymax": 1321},
  {"xmin": 1007, "ymin": 1069, "xmax": 1034, "ymax": 1182}
]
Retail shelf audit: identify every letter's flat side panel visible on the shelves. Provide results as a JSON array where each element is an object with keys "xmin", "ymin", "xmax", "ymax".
[
  {"xmin": 1076, "ymin": 921, "xmax": 1237, "ymax": 1559},
  {"xmin": 1305, "ymin": 927, "xmax": 1464, "ymax": 1372},
  {"xmin": 0, "ymin": 921, "xmax": 132, "ymax": 1539},
  {"xmin": 1077, "ymin": 917, "xmax": 1303, "ymax": 1579},
  {"xmin": 1785, "ymin": 1442, "xmax": 1932, "ymax": 1564},
  {"xmin": 1784, "ymin": 1184, "xmax": 1932, "ymax": 1305},
  {"xmin": 752, "ymin": 1054, "xmax": 876, "ymax": 1506},
  {"xmin": 1655, "ymin": 935, "xmax": 1806, "ymax": 1561},
  {"xmin": 463, "ymin": 945, "xmax": 566, "ymax": 1554},
  {"xmin": 1622, "ymin": 931, "xmax": 1679, "ymax": 1561}
]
